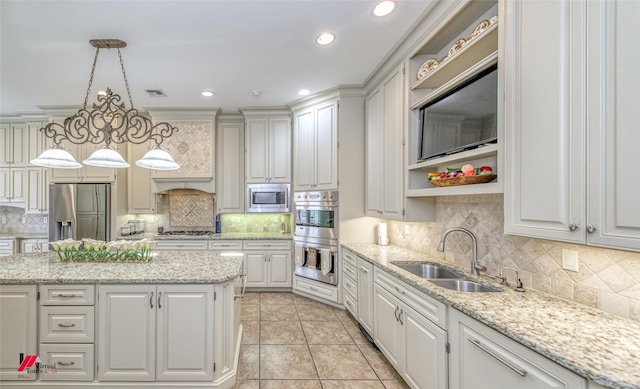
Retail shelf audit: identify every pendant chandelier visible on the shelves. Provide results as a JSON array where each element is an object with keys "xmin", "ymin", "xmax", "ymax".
[{"xmin": 30, "ymin": 39, "xmax": 180, "ymax": 170}]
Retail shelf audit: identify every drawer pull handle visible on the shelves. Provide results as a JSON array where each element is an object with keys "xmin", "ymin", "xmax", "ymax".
[
  {"xmin": 394, "ymin": 306, "xmax": 400, "ymax": 322},
  {"xmin": 310, "ymin": 286, "xmax": 317, "ymax": 291},
  {"xmin": 468, "ymin": 338, "xmax": 527, "ymax": 377},
  {"xmin": 394, "ymin": 286, "xmax": 406, "ymax": 295},
  {"xmin": 56, "ymin": 293, "xmax": 77, "ymax": 298},
  {"xmin": 56, "ymin": 361, "xmax": 75, "ymax": 366},
  {"xmin": 360, "ymin": 267, "xmax": 369, "ymax": 273},
  {"xmin": 158, "ymin": 292, "xmax": 162, "ymax": 309},
  {"xmin": 58, "ymin": 323, "xmax": 76, "ymax": 328}
]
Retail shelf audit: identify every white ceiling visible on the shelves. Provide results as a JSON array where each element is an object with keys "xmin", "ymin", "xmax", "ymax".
[{"xmin": 0, "ymin": 0, "xmax": 433, "ymax": 116}]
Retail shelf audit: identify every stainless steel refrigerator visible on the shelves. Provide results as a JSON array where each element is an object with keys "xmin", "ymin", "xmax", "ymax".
[{"xmin": 49, "ymin": 183, "xmax": 111, "ymax": 242}]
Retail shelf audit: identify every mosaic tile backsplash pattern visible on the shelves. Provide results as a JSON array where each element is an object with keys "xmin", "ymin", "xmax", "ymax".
[
  {"xmin": 386, "ymin": 194, "xmax": 640, "ymax": 323},
  {"xmin": 168, "ymin": 190, "xmax": 215, "ymax": 227},
  {"xmin": 220, "ymin": 214, "xmax": 291, "ymax": 233},
  {"xmin": 0, "ymin": 206, "xmax": 48, "ymax": 234}
]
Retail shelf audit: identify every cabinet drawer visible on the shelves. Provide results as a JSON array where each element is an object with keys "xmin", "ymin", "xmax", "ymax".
[
  {"xmin": 343, "ymin": 273, "xmax": 358, "ymax": 301},
  {"xmin": 40, "ymin": 285, "xmax": 95, "ymax": 305},
  {"xmin": 243, "ymin": 240, "xmax": 292, "ymax": 250},
  {"xmin": 342, "ymin": 259, "xmax": 358, "ymax": 281},
  {"xmin": 343, "ymin": 291, "xmax": 357, "ymax": 318},
  {"xmin": 154, "ymin": 240, "xmax": 208, "ymax": 251},
  {"xmin": 40, "ymin": 306, "xmax": 95, "ymax": 343},
  {"xmin": 293, "ymin": 276, "xmax": 339, "ymax": 303},
  {"xmin": 342, "ymin": 248, "xmax": 358, "ymax": 268},
  {"xmin": 374, "ymin": 267, "xmax": 447, "ymax": 329},
  {"xmin": 39, "ymin": 344, "xmax": 94, "ymax": 381},
  {"xmin": 208, "ymin": 240, "xmax": 243, "ymax": 250}
]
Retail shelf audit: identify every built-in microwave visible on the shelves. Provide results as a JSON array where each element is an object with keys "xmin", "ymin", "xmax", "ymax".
[{"xmin": 246, "ymin": 183, "xmax": 291, "ymax": 213}]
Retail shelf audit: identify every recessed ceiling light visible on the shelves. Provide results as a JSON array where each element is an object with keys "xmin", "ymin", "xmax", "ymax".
[
  {"xmin": 201, "ymin": 91, "xmax": 214, "ymax": 97},
  {"xmin": 316, "ymin": 33, "xmax": 335, "ymax": 46},
  {"xmin": 372, "ymin": 0, "xmax": 396, "ymax": 17},
  {"xmin": 298, "ymin": 89, "xmax": 310, "ymax": 96}
]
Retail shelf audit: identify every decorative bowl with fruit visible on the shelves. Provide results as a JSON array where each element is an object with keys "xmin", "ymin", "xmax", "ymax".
[{"xmin": 427, "ymin": 164, "xmax": 496, "ymax": 187}]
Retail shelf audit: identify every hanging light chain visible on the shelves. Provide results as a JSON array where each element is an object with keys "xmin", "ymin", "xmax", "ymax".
[
  {"xmin": 83, "ymin": 47, "xmax": 101, "ymax": 109},
  {"xmin": 117, "ymin": 48, "xmax": 134, "ymax": 108}
]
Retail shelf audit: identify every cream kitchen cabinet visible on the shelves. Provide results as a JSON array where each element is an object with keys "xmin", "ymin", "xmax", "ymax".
[
  {"xmin": 127, "ymin": 141, "xmax": 155, "ymax": 214},
  {"xmin": 154, "ymin": 240, "xmax": 209, "ymax": 251},
  {"xmin": 25, "ymin": 167, "xmax": 50, "ymax": 214},
  {"xmin": 243, "ymin": 240, "xmax": 292, "ymax": 288},
  {"xmin": 0, "ymin": 239, "xmax": 17, "ymax": 257},
  {"xmin": 243, "ymin": 110, "xmax": 292, "ymax": 184},
  {"xmin": 0, "ymin": 122, "xmax": 28, "ymax": 167},
  {"xmin": 39, "ymin": 284, "xmax": 95, "ymax": 381},
  {"xmin": 449, "ymin": 308, "xmax": 586, "ymax": 389},
  {"xmin": 97, "ymin": 284, "xmax": 215, "ymax": 382},
  {"xmin": 20, "ymin": 238, "xmax": 49, "ymax": 253},
  {"xmin": 503, "ymin": 0, "xmax": 640, "ymax": 251},
  {"xmin": 341, "ymin": 248, "xmax": 358, "ymax": 318},
  {"xmin": 373, "ymin": 267, "xmax": 448, "ymax": 389},
  {"xmin": 366, "ymin": 65, "xmax": 404, "ymax": 220},
  {"xmin": 293, "ymin": 100, "xmax": 338, "ymax": 191},
  {"xmin": 217, "ymin": 118, "xmax": 245, "ymax": 213},
  {"xmin": 357, "ymin": 257, "xmax": 374, "ymax": 336},
  {"xmin": 0, "ymin": 284, "xmax": 37, "ymax": 381},
  {"xmin": 0, "ymin": 167, "xmax": 26, "ymax": 204}
]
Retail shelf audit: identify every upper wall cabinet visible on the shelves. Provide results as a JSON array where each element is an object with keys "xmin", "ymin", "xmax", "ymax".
[
  {"xmin": 145, "ymin": 109, "xmax": 218, "ymax": 183},
  {"xmin": 292, "ymin": 101, "xmax": 338, "ymax": 191},
  {"xmin": 217, "ymin": 116, "xmax": 245, "ymax": 213},
  {"xmin": 0, "ymin": 122, "xmax": 28, "ymax": 167},
  {"xmin": 503, "ymin": 0, "xmax": 640, "ymax": 252},
  {"xmin": 242, "ymin": 109, "xmax": 292, "ymax": 184},
  {"xmin": 366, "ymin": 64, "xmax": 404, "ymax": 220},
  {"xmin": 405, "ymin": 1, "xmax": 500, "ymax": 198}
]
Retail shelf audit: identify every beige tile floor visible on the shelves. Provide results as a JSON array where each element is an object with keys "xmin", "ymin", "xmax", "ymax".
[{"xmin": 234, "ymin": 292, "xmax": 411, "ymax": 389}]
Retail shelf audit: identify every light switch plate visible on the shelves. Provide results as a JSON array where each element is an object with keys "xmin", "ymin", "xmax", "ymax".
[
  {"xmin": 1, "ymin": 217, "xmax": 6, "ymax": 224},
  {"xmin": 43, "ymin": 216, "xmax": 48, "ymax": 224},
  {"xmin": 562, "ymin": 249, "xmax": 579, "ymax": 272},
  {"xmin": 21, "ymin": 217, "xmax": 27, "ymax": 224},
  {"xmin": 404, "ymin": 225, "xmax": 410, "ymax": 236}
]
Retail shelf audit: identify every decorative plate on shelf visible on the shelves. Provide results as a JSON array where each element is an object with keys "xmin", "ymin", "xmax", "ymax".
[
  {"xmin": 428, "ymin": 174, "xmax": 497, "ymax": 187},
  {"xmin": 416, "ymin": 58, "xmax": 439, "ymax": 80}
]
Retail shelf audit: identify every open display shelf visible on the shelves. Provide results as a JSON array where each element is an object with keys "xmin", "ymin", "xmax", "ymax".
[{"xmin": 411, "ymin": 22, "xmax": 498, "ymax": 91}]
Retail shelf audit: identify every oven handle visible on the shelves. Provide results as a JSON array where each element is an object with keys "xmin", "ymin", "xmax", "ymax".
[{"xmin": 294, "ymin": 203, "xmax": 338, "ymax": 210}]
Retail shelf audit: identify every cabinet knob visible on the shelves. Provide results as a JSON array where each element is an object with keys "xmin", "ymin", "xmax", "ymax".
[
  {"xmin": 587, "ymin": 224, "xmax": 596, "ymax": 233},
  {"xmin": 569, "ymin": 223, "xmax": 578, "ymax": 231}
]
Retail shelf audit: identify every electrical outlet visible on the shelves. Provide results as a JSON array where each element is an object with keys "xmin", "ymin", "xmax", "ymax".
[
  {"xmin": 21, "ymin": 217, "xmax": 27, "ymax": 224},
  {"xmin": 562, "ymin": 249, "xmax": 579, "ymax": 272},
  {"xmin": 43, "ymin": 216, "xmax": 48, "ymax": 224},
  {"xmin": 404, "ymin": 224, "xmax": 411, "ymax": 236}
]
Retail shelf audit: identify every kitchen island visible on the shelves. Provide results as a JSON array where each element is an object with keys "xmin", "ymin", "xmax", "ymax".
[{"xmin": 0, "ymin": 251, "xmax": 244, "ymax": 388}]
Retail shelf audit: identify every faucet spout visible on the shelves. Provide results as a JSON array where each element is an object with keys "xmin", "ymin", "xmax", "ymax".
[{"xmin": 438, "ymin": 227, "xmax": 485, "ymax": 277}]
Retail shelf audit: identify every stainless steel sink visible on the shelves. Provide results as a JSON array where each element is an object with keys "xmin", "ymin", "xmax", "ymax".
[
  {"xmin": 428, "ymin": 279, "xmax": 502, "ymax": 293},
  {"xmin": 391, "ymin": 262, "xmax": 464, "ymax": 279}
]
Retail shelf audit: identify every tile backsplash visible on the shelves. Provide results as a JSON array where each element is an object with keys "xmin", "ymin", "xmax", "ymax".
[
  {"xmin": 220, "ymin": 214, "xmax": 291, "ymax": 233},
  {"xmin": 386, "ymin": 194, "xmax": 640, "ymax": 322},
  {"xmin": 0, "ymin": 206, "xmax": 48, "ymax": 234}
]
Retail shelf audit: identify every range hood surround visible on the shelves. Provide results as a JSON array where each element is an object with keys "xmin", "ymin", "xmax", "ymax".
[{"xmin": 152, "ymin": 178, "xmax": 214, "ymax": 194}]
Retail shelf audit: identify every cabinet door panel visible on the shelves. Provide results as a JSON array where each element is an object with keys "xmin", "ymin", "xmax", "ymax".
[
  {"xmin": 293, "ymin": 109, "xmax": 315, "ymax": 190},
  {"xmin": 245, "ymin": 252, "xmax": 268, "ymax": 287},
  {"xmin": 503, "ymin": 0, "xmax": 586, "ymax": 242},
  {"xmin": 357, "ymin": 259, "xmax": 374, "ymax": 335},
  {"xmin": 373, "ymin": 284, "xmax": 401, "ymax": 368},
  {"xmin": 315, "ymin": 102, "xmax": 337, "ymax": 189},
  {"xmin": 246, "ymin": 119, "xmax": 269, "ymax": 182},
  {"xmin": 127, "ymin": 142, "xmax": 155, "ymax": 214},
  {"xmin": 382, "ymin": 70, "xmax": 403, "ymax": 218},
  {"xmin": 402, "ymin": 304, "xmax": 447, "ymax": 389},
  {"xmin": 217, "ymin": 123, "xmax": 244, "ymax": 213},
  {"xmin": 267, "ymin": 251, "xmax": 292, "ymax": 287},
  {"xmin": 366, "ymin": 89, "xmax": 382, "ymax": 215},
  {"xmin": 97, "ymin": 285, "xmax": 155, "ymax": 381},
  {"xmin": 0, "ymin": 285, "xmax": 37, "ymax": 381},
  {"xmin": 156, "ymin": 285, "xmax": 214, "ymax": 381},
  {"xmin": 269, "ymin": 118, "xmax": 292, "ymax": 183},
  {"xmin": 587, "ymin": 0, "xmax": 640, "ymax": 251}
]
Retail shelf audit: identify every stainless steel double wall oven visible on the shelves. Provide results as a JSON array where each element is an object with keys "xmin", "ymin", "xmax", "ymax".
[{"xmin": 293, "ymin": 191, "xmax": 338, "ymax": 285}]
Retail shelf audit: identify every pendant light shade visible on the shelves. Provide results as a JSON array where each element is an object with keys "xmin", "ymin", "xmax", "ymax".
[
  {"xmin": 135, "ymin": 147, "xmax": 180, "ymax": 170},
  {"xmin": 30, "ymin": 147, "xmax": 82, "ymax": 169},
  {"xmin": 83, "ymin": 148, "xmax": 130, "ymax": 168}
]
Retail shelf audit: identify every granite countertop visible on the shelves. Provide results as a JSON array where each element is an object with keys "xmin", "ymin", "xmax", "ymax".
[
  {"xmin": 0, "ymin": 251, "xmax": 243, "ymax": 284},
  {"xmin": 342, "ymin": 243, "xmax": 640, "ymax": 389},
  {"xmin": 118, "ymin": 232, "xmax": 293, "ymax": 241}
]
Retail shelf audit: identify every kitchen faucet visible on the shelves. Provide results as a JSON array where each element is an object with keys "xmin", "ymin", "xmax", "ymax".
[{"xmin": 438, "ymin": 227, "xmax": 486, "ymax": 277}]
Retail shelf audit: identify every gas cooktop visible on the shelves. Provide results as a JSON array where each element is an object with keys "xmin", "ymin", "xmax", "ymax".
[{"xmin": 157, "ymin": 231, "xmax": 214, "ymax": 236}]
